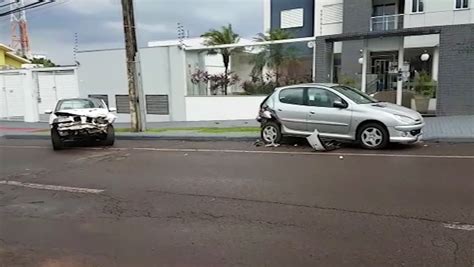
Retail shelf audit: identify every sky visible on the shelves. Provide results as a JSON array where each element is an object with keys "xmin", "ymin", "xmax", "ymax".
[{"xmin": 0, "ymin": 0, "xmax": 263, "ymax": 64}]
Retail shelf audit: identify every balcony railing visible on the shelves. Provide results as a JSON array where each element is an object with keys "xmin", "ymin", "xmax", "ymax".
[{"xmin": 370, "ymin": 14, "xmax": 404, "ymax": 31}]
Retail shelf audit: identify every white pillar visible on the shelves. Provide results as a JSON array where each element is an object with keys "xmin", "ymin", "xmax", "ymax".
[
  {"xmin": 311, "ymin": 40, "xmax": 317, "ymax": 82},
  {"xmin": 396, "ymin": 37, "xmax": 404, "ymax": 105},
  {"xmin": 22, "ymin": 70, "xmax": 39, "ymax": 122},
  {"xmin": 432, "ymin": 46, "xmax": 439, "ymax": 81},
  {"xmin": 263, "ymin": 0, "xmax": 271, "ymax": 33},
  {"xmin": 361, "ymin": 41, "xmax": 368, "ymax": 93}
]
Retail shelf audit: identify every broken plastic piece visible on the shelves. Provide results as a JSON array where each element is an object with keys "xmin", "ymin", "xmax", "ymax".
[
  {"xmin": 306, "ymin": 129, "xmax": 327, "ymax": 151},
  {"xmin": 254, "ymin": 139, "xmax": 264, "ymax": 147},
  {"xmin": 265, "ymin": 143, "xmax": 280, "ymax": 148}
]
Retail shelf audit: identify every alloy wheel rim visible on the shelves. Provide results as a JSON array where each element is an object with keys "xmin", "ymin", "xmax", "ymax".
[
  {"xmin": 362, "ymin": 127, "xmax": 383, "ymax": 147},
  {"xmin": 263, "ymin": 126, "xmax": 277, "ymax": 143}
]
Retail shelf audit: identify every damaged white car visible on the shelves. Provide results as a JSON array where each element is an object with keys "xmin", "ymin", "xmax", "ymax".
[{"xmin": 45, "ymin": 98, "xmax": 117, "ymax": 150}]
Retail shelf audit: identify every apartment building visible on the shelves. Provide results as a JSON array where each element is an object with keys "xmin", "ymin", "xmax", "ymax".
[{"xmin": 264, "ymin": 0, "xmax": 474, "ymax": 116}]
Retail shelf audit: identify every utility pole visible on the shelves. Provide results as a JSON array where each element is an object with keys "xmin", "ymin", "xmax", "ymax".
[{"xmin": 121, "ymin": 0, "xmax": 143, "ymax": 132}]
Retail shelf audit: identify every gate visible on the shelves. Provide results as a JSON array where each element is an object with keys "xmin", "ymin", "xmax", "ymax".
[
  {"xmin": 0, "ymin": 71, "xmax": 25, "ymax": 120},
  {"xmin": 36, "ymin": 69, "xmax": 79, "ymax": 118},
  {"xmin": 0, "ymin": 67, "xmax": 79, "ymax": 122}
]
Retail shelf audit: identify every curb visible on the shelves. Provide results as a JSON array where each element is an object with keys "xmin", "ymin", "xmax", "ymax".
[
  {"xmin": 2, "ymin": 134, "xmax": 257, "ymax": 142},
  {"xmin": 116, "ymin": 135, "xmax": 257, "ymax": 142},
  {"xmin": 421, "ymin": 137, "xmax": 474, "ymax": 143},
  {"xmin": 2, "ymin": 134, "xmax": 473, "ymax": 143}
]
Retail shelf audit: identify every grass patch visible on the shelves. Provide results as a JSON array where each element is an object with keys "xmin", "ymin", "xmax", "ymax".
[
  {"xmin": 198, "ymin": 127, "xmax": 259, "ymax": 133},
  {"xmin": 115, "ymin": 127, "xmax": 260, "ymax": 134}
]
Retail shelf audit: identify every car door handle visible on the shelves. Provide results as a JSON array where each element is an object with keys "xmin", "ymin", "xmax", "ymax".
[
  {"xmin": 309, "ymin": 111, "xmax": 315, "ymax": 114},
  {"xmin": 278, "ymin": 109, "xmax": 282, "ymax": 111}
]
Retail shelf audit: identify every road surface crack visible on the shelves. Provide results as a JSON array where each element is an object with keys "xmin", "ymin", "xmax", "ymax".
[
  {"xmin": 98, "ymin": 197, "xmax": 299, "ymax": 229},
  {"xmin": 448, "ymin": 237, "xmax": 460, "ymax": 266},
  {"xmin": 145, "ymin": 189, "xmax": 474, "ymax": 226}
]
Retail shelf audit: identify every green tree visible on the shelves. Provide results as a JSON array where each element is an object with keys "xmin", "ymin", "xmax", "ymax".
[
  {"xmin": 201, "ymin": 24, "xmax": 240, "ymax": 95},
  {"xmin": 253, "ymin": 29, "xmax": 293, "ymax": 85},
  {"xmin": 30, "ymin": 58, "xmax": 56, "ymax": 67}
]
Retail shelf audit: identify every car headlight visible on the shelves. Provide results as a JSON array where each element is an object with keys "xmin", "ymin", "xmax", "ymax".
[
  {"xmin": 393, "ymin": 114, "xmax": 416, "ymax": 124},
  {"xmin": 55, "ymin": 116, "xmax": 72, "ymax": 123},
  {"xmin": 95, "ymin": 117, "xmax": 108, "ymax": 124}
]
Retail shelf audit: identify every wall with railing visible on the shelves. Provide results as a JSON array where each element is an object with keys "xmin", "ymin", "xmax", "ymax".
[
  {"xmin": 371, "ymin": 10, "xmax": 473, "ymax": 32},
  {"xmin": 370, "ymin": 14, "xmax": 404, "ymax": 31},
  {"xmin": 184, "ymin": 39, "xmax": 315, "ymax": 97},
  {"xmin": 404, "ymin": 9, "xmax": 473, "ymax": 28}
]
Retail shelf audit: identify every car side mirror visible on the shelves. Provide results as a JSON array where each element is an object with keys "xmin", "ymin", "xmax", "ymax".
[
  {"xmin": 109, "ymin": 107, "xmax": 117, "ymax": 112},
  {"xmin": 333, "ymin": 100, "xmax": 347, "ymax": 109},
  {"xmin": 44, "ymin": 109, "xmax": 52, "ymax": 114}
]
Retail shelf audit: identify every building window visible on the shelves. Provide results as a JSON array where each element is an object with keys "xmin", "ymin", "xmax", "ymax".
[
  {"xmin": 322, "ymin": 4, "xmax": 343, "ymax": 25},
  {"xmin": 412, "ymin": 0, "xmax": 424, "ymax": 12},
  {"xmin": 455, "ymin": 0, "xmax": 469, "ymax": 9},
  {"xmin": 88, "ymin": 94, "xmax": 109, "ymax": 107},
  {"xmin": 115, "ymin": 95, "xmax": 130, "ymax": 114},
  {"xmin": 280, "ymin": 8, "xmax": 304, "ymax": 29},
  {"xmin": 145, "ymin": 95, "xmax": 169, "ymax": 115}
]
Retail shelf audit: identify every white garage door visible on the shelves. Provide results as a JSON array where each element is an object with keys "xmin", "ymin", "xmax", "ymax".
[
  {"xmin": 0, "ymin": 73, "xmax": 25, "ymax": 119},
  {"xmin": 37, "ymin": 73, "xmax": 56, "ymax": 112},
  {"xmin": 37, "ymin": 70, "xmax": 79, "ymax": 113}
]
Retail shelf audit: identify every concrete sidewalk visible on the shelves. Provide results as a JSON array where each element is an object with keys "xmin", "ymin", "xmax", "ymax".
[{"xmin": 1, "ymin": 116, "xmax": 473, "ymax": 142}]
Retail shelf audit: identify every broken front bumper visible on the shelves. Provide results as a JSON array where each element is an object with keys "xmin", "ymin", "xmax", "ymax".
[
  {"xmin": 388, "ymin": 123, "xmax": 425, "ymax": 143},
  {"xmin": 53, "ymin": 118, "xmax": 110, "ymax": 138}
]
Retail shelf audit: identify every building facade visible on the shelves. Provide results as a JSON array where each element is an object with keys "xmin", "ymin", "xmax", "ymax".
[
  {"xmin": 0, "ymin": 43, "xmax": 30, "ymax": 69},
  {"xmin": 264, "ymin": 0, "xmax": 474, "ymax": 116}
]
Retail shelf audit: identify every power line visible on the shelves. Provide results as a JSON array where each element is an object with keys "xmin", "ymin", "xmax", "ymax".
[
  {"xmin": 0, "ymin": 0, "xmax": 16, "ymax": 9},
  {"xmin": 0, "ymin": 0, "xmax": 55, "ymax": 17},
  {"xmin": 23, "ymin": 0, "xmax": 70, "ymax": 15},
  {"xmin": 0, "ymin": 0, "xmax": 69, "ymax": 22}
]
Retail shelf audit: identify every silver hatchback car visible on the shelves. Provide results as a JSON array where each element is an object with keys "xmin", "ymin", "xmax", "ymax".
[{"xmin": 257, "ymin": 83, "xmax": 424, "ymax": 149}]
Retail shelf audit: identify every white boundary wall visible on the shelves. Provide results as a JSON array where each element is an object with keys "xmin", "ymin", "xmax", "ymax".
[
  {"xmin": 0, "ymin": 67, "xmax": 79, "ymax": 122},
  {"xmin": 185, "ymin": 96, "xmax": 266, "ymax": 121}
]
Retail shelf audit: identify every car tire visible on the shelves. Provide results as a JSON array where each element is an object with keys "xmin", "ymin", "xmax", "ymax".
[
  {"xmin": 51, "ymin": 128, "xmax": 64, "ymax": 151},
  {"xmin": 261, "ymin": 121, "xmax": 282, "ymax": 144},
  {"xmin": 358, "ymin": 122, "xmax": 389, "ymax": 150},
  {"xmin": 102, "ymin": 125, "xmax": 115, "ymax": 146}
]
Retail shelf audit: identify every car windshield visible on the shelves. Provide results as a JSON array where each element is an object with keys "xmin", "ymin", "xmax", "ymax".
[
  {"xmin": 331, "ymin": 85, "xmax": 377, "ymax": 104},
  {"xmin": 56, "ymin": 99, "xmax": 103, "ymax": 111}
]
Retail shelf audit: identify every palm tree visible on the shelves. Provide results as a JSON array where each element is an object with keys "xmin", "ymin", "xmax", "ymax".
[
  {"xmin": 253, "ymin": 29, "xmax": 293, "ymax": 85},
  {"xmin": 201, "ymin": 24, "xmax": 240, "ymax": 95}
]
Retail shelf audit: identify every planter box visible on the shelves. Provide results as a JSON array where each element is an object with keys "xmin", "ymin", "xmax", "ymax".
[{"xmin": 411, "ymin": 97, "xmax": 437, "ymax": 114}]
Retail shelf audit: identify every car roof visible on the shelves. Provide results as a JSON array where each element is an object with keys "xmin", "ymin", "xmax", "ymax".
[
  {"xmin": 58, "ymin": 98, "xmax": 99, "ymax": 101},
  {"xmin": 276, "ymin": 83, "xmax": 340, "ymax": 90}
]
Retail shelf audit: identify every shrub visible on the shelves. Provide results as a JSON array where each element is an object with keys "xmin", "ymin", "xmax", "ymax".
[{"xmin": 414, "ymin": 71, "xmax": 436, "ymax": 98}]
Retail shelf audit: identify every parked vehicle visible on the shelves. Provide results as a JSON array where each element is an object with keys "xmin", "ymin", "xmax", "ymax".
[
  {"xmin": 257, "ymin": 83, "xmax": 424, "ymax": 149},
  {"xmin": 45, "ymin": 98, "xmax": 117, "ymax": 150}
]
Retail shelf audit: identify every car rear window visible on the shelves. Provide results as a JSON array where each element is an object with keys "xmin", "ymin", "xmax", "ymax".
[
  {"xmin": 56, "ymin": 99, "xmax": 102, "ymax": 111},
  {"xmin": 279, "ymin": 89, "xmax": 304, "ymax": 105}
]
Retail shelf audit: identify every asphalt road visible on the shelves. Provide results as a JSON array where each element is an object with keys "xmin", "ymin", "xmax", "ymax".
[{"xmin": 0, "ymin": 139, "xmax": 473, "ymax": 266}]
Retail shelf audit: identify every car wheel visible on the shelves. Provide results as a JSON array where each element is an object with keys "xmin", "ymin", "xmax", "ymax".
[
  {"xmin": 102, "ymin": 125, "xmax": 115, "ymax": 146},
  {"xmin": 358, "ymin": 123, "xmax": 389, "ymax": 150},
  {"xmin": 261, "ymin": 121, "xmax": 282, "ymax": 144},
  {"xmin": 51, "ymin": 128, "xmax": 64, "ymax": 151}
]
